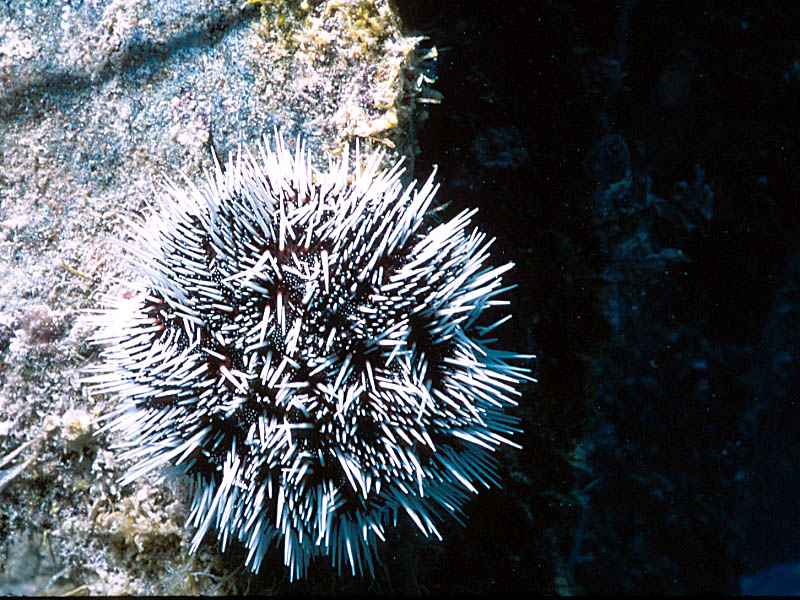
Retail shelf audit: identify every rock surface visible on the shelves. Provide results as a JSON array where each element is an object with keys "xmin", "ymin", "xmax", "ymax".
[{"xmin": 0, "ymin": 0, "xmax": 430, "ymax": 594}]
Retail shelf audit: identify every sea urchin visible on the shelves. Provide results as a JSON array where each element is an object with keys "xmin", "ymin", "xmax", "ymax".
[{"xmin": 87, "ymin": 134, "xmax": 530, "ymax": 580}]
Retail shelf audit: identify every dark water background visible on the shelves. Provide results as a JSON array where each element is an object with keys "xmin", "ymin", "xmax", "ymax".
[{"xmin": 396, "ymin": 0, "xmax": 800, "ymax": 594}]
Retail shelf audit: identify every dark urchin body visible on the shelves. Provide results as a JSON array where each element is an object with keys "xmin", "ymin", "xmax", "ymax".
[{"xmin": 88, "ymin": 135, "xmax": 529, "ymax": 579}]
